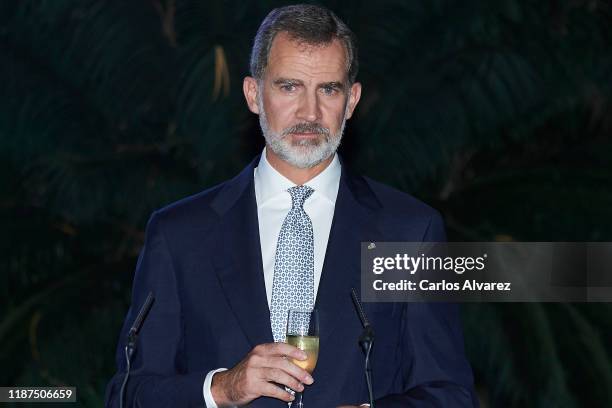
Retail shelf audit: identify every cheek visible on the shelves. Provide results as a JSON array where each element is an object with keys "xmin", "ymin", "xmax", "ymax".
[
  {"xmin": 321, "ymin": 100, "xmax": 348, "ymax": 129},
  {"xmin": 265, "ymin": 97, "xmax": 295, "ymax": 128}
]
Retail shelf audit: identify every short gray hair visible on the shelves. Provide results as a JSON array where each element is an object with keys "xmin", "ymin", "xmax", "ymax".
[{"xmin": 250, "ymin": 4, "xmax": 359, "ymax": 84}]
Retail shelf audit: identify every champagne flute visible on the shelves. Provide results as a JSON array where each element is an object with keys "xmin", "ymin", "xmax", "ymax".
[{"xmin": 285, "ymin": 309, "xmax": 319, "ymax": 408}]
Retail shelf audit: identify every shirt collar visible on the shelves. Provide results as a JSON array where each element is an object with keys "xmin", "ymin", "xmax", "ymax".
[{"xmin": 254, "ymin": 147, "xmax": 341, "ymax": 206}]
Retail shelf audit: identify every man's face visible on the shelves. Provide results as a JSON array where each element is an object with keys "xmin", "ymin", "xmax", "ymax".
[{"xmin": 244, "ymin": 32, "xmax": 361, "ymax": 169}]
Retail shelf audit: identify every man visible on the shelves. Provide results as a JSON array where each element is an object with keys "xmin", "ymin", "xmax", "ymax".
[{"xmin": 106, "ymin": 4, "xmax": 477, "ymax": 407}]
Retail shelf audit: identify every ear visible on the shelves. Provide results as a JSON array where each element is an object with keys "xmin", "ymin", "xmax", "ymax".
[
  {"xmin": 344, "ymin": 82, "xmax": 362, "ymax": 120},
  {"xmin": 243, "ymin": 76, "xmax": 260, "ymax": 114}
]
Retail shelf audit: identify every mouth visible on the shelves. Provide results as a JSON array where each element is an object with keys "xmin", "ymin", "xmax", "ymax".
[{"xmin": 289, "ymin": 132, "xmax": 321, "ymax": 138}]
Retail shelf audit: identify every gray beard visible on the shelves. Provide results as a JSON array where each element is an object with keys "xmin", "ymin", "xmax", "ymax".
[{"xmin": 257, "ymin": 94, "xmax": 348, "ymax": 169}]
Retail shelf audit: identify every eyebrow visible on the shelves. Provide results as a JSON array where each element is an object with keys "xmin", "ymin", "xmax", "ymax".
[
  {"xmin": 272, "ymin": 78, "xmax": 347, "ymax": 90},
  {"xmin": 320, "ymin": 81, "xmax": 346, "ymax": 90},
  {"xmin": 273, "ymin": 78, "xmax": 304, "ymax": 86}
]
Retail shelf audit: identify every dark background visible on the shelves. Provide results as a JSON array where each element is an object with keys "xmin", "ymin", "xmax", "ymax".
[{"xmin": 2, "ymin": 0, "xmax": 612, "ymax": 406}]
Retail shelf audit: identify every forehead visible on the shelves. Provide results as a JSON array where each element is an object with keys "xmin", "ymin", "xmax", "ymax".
[{"xmin": 266, "ymin": 32, "xmax": 348, "ymax": 81}]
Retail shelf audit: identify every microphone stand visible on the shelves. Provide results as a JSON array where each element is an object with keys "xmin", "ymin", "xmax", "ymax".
[
  {"xmin": 351, "ymin": 289, "xmax": 375, "ymax": 408},
  {"xmin": 359, "ymin": 326, "xmax": 375, "ymax": 408},
  {"xmin": 119, "ymin": 292, "xmax": 155, "ymax": 408}
]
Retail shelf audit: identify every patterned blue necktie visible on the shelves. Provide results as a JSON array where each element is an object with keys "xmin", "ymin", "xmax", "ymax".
[{"xmin": 270, "ymin": 185, "xmax": 315, "ymax": 343}]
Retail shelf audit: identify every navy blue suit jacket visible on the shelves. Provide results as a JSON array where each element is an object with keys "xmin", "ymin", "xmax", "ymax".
[{"xmin": 105, "ymin": 157, "xmax": 477, "ymax": 407}]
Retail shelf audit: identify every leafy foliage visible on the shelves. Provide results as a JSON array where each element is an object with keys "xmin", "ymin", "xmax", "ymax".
[{"xmin": 1, "ymin": 1, "xmax": 611, "ymax": 407}]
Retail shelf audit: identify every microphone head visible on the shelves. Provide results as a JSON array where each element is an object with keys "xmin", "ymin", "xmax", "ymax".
[
  {"xmin": 131, "ymin": 292, "xmax": 155, "ymax": 335},
  {"xmin": 350, "ymin": 288, "xmax": 370, "ymax": 328}
]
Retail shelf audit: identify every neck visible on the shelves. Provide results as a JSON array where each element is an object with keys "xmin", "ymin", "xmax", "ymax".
[{"xmin": 265, "ymin": 148, "xmax": 334, "ymax": 185}]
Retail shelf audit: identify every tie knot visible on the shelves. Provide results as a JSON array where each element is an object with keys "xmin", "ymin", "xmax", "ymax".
[{"xmin": 288, "ymin": 185, "xmax": 314, "ymax": 209}]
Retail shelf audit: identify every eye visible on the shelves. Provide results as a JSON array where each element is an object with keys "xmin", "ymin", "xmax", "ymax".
[
  {"xmin": 321, "ymin": 85, "xmax": 338, "ymax": 96},
  {"xmin": 280, "ymin": 83, "xmax": 297, "ymax": 92}
]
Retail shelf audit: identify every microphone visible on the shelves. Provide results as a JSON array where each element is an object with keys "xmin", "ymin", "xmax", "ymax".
[
  {"xmin": 119, "ymin": 292, "xmax": 155, "ymax": 408},
  {"xmin": 351, "ymin": 288, "xmax": 374, "ymax": 351},
  {"xmin": 351, "ymin": 288, "xmax": 375, "ymax": 408}
]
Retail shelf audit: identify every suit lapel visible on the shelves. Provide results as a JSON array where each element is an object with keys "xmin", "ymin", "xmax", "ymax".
[
  {"xmin": 211, "ymin": 157, "xmax": 274, "ymax": 348},
  {"xmin": 315, "ymin": 167, "xmax": 384, "ymax": 345}
]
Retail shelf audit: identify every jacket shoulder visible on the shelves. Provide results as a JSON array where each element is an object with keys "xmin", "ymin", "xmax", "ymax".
[
  {"xmin": 362, "ymin": 176, "xmax": 441, "ymax": 218},
  {"xmin": 149, "ymin": 181, "xmax": 228, "ymax": 231},
  {"xmin": 360, "ymin": 176, "xmax": 446, "ymax": 241},
  {"xmin": 146, "ymin": 157, "xmax": 257, "ymax": 234}
]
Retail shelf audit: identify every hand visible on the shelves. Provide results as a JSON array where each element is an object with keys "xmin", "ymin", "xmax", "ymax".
[{"xmin": 211, "ymin": 342, "xmax": 314, "ymax": 407}]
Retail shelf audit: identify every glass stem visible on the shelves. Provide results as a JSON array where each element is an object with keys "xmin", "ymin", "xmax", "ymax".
[{"xmin": 292, "ymin": 391, "xmax": 304, "ymax": 408}]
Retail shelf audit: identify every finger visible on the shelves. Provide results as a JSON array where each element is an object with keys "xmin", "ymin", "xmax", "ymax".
[
  {"xmin": 256, "ymin": 343, "xmax": 307, "ymax": 360},
  {"xmin": 272, "ymin": 356, "xmax": 314, "ymax": 385},
  {"xmin": 259, "ymin": 382, "xmax": 295, "ymax": 403},
  {"xmin": 263, "ymin": 367, "xmax": 305, "ymax": 392},
  {"xmin": 284, "ymin": 358, "xmax": 314, "ymax": 385}
]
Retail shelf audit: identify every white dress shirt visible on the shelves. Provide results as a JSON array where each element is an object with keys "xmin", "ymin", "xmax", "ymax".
[{"xmin": 203, "ymin": 148, "xmax": 340, "ymax": 407}]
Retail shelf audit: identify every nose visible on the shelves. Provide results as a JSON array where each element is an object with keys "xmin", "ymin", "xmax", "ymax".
[{"xmin": 296, "ymin": 90, "xmax": 321, "ymax": 122}]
